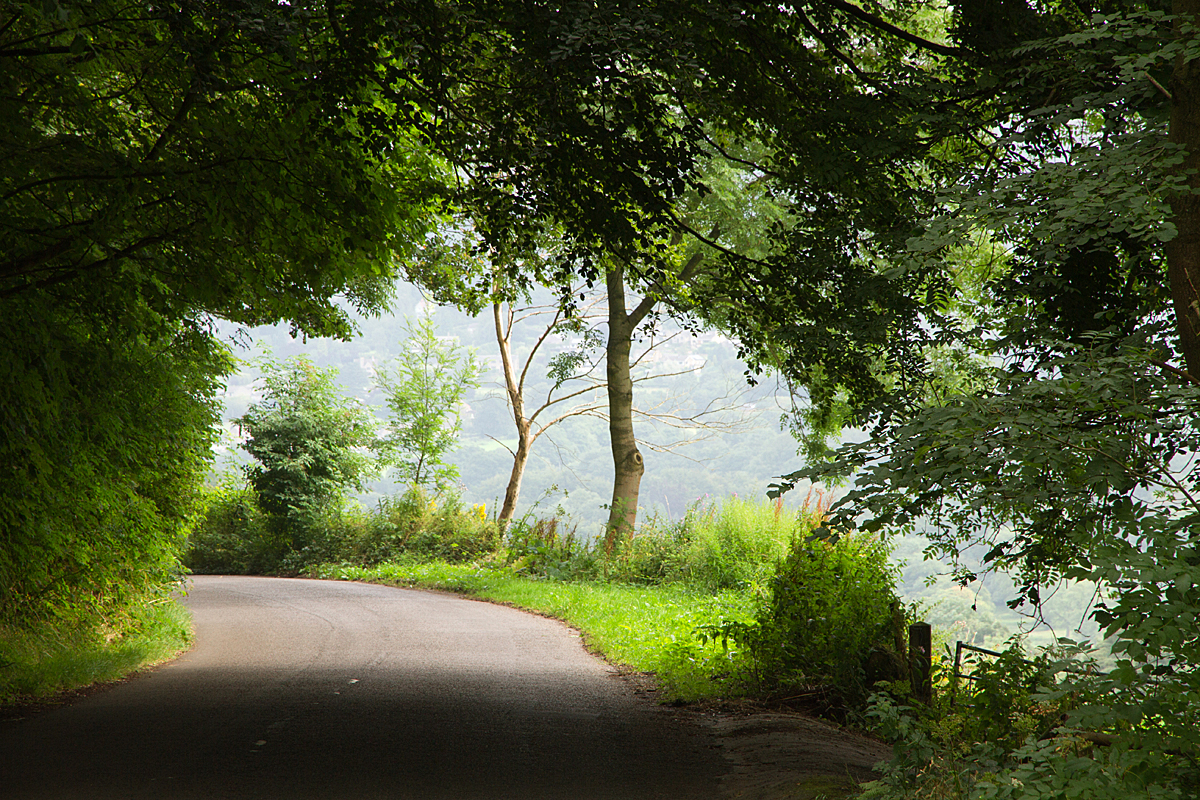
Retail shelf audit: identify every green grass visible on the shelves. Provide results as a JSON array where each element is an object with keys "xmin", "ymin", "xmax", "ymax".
[
  {"xmin": 679, "ymin": 496, "xmax": 807, "ymax": 590},
  {"xmin": 0, "ymin": 599, "xmax": 194, "ymax": 707},
  {"xmin": 310, "ymin": 559, "xmax": 759, "ymax": 699}
]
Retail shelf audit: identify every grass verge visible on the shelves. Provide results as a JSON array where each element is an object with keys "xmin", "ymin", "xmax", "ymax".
[
  {"xmin": 0, "ymin": 598, "xmax": 194, "ymax": 709},
  {"xmin": 309, "ymin": 559, "xmax": 758, "ymax": 700}
]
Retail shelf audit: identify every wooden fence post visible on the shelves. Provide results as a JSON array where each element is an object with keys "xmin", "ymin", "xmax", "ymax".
[{"xmin": 909, "ymin": 622, "xmax": 932, "ymax": 704}]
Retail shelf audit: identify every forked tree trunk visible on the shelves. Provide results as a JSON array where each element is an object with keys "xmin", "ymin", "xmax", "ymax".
[
  {"xmin": 600, "ymin": 241, "xmax": 712, "ymax": 550},
  {"xmin": 1169, "ymin": 0, "xmax": 1200, "ymax": 379},
  {"xmin": 604, "ymin": 265, "xmax": 647, "ymax": 552},
  {"xmin": 495, "ymin": 302, "xmax": 531, "ymax": 524}
]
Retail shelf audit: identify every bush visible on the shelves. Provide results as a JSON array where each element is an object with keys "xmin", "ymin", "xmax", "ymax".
[
  {"xmin": 862, "ymin": 639, "xmax": 1110, "ymax": 800},
  {"xmin": 706, "ymin": 531, "xmax": 910, "ymax": 711},
  {"xmin": 184, "ymin": 481, "xmax": 277, "ymax": 574}
]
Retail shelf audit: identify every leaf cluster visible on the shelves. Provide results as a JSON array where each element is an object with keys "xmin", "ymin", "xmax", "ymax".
[
  {"xmin": 0, "ymin": 299, "xmax": 227, "ymax": 632},
  {"xmin": 1, "ymin": 0, "xmax": 438, "ymax": 338}
]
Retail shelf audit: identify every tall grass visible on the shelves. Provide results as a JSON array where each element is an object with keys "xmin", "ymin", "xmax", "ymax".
[
  {"xmin": 602, "ymin": 494, "xmax": 828, "ymax": 589},
  {"xmin": 0, "ymin": 598, "xmax": 193, "ymax": 707},
  {"xmin": 680, "ymin": 496, "xmax": 819, "ymax": 589}
]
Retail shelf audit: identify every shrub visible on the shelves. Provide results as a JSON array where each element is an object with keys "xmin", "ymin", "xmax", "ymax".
[
  {"xmin": 705, "ymin": 530, "xmax": 910, "ymax": 711},
  {"xmin": 862, "ymin": 639, "xmax": 1110, "ymax": 800},
  {"xmin": 277, "ymin": 503, "xmax": 377, "ymax": 572},
  {"xmin": 184, "ymin": 481, "xmax": 277, "ymax": 574}
]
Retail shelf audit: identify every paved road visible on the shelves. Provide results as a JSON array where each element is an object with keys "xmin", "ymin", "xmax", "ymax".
[{"xmin": 0, "ymin": 576, "xmax": 722, "ymax": 799}]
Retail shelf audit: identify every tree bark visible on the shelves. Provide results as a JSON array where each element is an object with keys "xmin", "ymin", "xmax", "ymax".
[
  {"xmin": 495, "ymin": 302, "xmax": 531, "ymax": 524},
  {"xmin": 1169, "ymin": 0, "xmax": 1200, "ymax": 376},
  {"xmin": 600, "ymin": 237, "xmax": 714, "ymax": 550},
  {"xmin": 604, "ymin": 264, "xmax": 649, "ymax": 551},
  {"xmin": 500, "ymin": 429, "xmax": 530, "ymax": 524}
]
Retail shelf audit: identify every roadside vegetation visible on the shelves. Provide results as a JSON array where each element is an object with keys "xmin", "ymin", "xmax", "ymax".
[
  {"xmin": 187, "ymin": 485, "xmax": 915, "ymax": 716},
  {"xmin": 6, "ymin": 5, "xmax": 1200, "ymax": 800},
  {"xmin": 0, "ymin": 599, "xmax": 193, "ymax": 709}
]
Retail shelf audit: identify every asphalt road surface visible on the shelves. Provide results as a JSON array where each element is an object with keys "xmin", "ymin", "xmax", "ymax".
[{"xmin": 0, "ymin": 576, "xmax": 723, "ymax": 799}]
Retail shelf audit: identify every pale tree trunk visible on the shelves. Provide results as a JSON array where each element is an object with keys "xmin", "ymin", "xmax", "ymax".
[
  {"xmin": 495, "ymin": 302, "xmax": 532, "ymax": 524},
  {"xmin": 500, "ymin": 429, "xmax": 531, "ymax": 524},
  {"xmin": 1169, "ymin": 0, "xmax": 1200, "ymax": 379},
  {"xmin": 604, "ymin": 264, "xmax": 651, "ymax": 551}
]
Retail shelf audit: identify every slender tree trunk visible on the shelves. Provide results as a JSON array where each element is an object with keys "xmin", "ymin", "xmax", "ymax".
[
  {"xmin": 604, "ymin": 265, "xmax": 646, "ymax": 551},
  {"xmin": 501, "ymin": 427, "xmax": 531, "ymax": 523},
  {"xmin": 494, "ymin": 302, "xmax": 530, "ymax": 523},
  {"xmin": 1169, "ymin": 0, "xmax": 1200, "ymax": 378}
]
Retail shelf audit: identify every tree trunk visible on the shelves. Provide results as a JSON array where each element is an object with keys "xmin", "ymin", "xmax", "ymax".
[
  {"xmin": 604, "ymin": 265, "xmax": 646, "ymax": 552},
  {"xmin": 500, "ymin": 427, "xmax": 531, "ymax": 524},
  {"xmin": 495, "ymin": 302, "xmax": 530, "ymax": 524},
  {"xmin": 1169, "ymin": 0, "xmax": 1200, "ymax": 378}
]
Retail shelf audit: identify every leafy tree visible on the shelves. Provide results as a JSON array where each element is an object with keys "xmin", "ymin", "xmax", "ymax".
[
  {"xmin": 375, "ymin": 310, "xmax": 481, "ymax": 490},
  {"xmin": 2, "ymin": 0, "xmax": 436, "ymax": 334},
  {"xmin": 1, "ymin": 314, "xmax": 227, "ymax": 631},
  {"xmin": 1, "ymin": 1, "xmax": 437, "ymax": 631},
  {"xmin": 374, "ymin": 0, "xmax": 966, "ymax": 467},
  {"xmin": 820, "ymin": 335, "xmax": 1200, "ymax": 797},
  {"xmin": 766, "ymin": 4, "xmax": 1200, "ymax": 796},
  {"xmin": 238, "ymin": 355, "xmax": 376, "ymax": 543}
]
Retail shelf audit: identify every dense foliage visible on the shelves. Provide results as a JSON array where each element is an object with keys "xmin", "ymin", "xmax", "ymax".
[
  {"xmin": 2, "ymin": 0, "xmax": 434, "ymax": 333},
  {"xmin": 0, "ymin": 0, "xmax": 436, "ymax": 654},
  {"xmin": 804, "ymin": 338, "xmax": 1200, "ymax": 798},
  {"xmin": 238, "ymin": 354, "xmax": 377, "ymax": 534},
  {"xmin": 0, "ymin": 315, "xmax": 225, "ymax": 633},
  {"xmin": 768, "ymin": 4, "xmax": 1200, "ymax": 797},
  {"xmin": 185, "ymin": 484, "xmax": 498, "ymax": 575}
]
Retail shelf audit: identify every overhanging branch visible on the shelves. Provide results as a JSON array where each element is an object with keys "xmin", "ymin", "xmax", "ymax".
[{"xmin": 823, "ymin": 0, "xmax": 976, "ymax": 60}]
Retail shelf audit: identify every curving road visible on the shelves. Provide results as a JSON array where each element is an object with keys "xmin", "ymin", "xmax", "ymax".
[{"xmin": 0, "ymin": 576, "xmax": 722, "ymax": 799}]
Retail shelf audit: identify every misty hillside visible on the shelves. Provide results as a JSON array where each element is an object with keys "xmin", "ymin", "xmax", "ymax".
[{"xmin": 214, "ymin": 279, "xmax": 807, "ymax": 532}]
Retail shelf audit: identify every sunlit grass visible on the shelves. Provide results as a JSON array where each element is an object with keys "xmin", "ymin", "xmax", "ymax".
[
  {"xmin": 312, "ymin": 559, "xmax": 758, "ymax": 700},
  {"xmin": 0, "ymin": 599, "xmax": 194, "ymax": 707}
]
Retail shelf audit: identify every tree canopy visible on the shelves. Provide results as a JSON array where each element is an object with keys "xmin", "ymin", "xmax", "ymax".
[
  {"xmin": 7, "ymin": 4, "xmax": 1200, "ymax": 790},
  {"xmin": 0, "ymin": 0, "xmax": 438, "ymax": 631},
  {"xmin": 2, "ymin": 0, "xmax": 438, "ymax": 334}
]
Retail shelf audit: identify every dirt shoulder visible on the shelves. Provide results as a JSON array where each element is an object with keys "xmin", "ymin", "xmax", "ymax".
[
  {"xmin": 700, "ymin": 706, "xmax": 890, "ymax": 799},
  {"xmin": 618, "ymin": 669, "xmax": 891, "ymax": 800}
]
